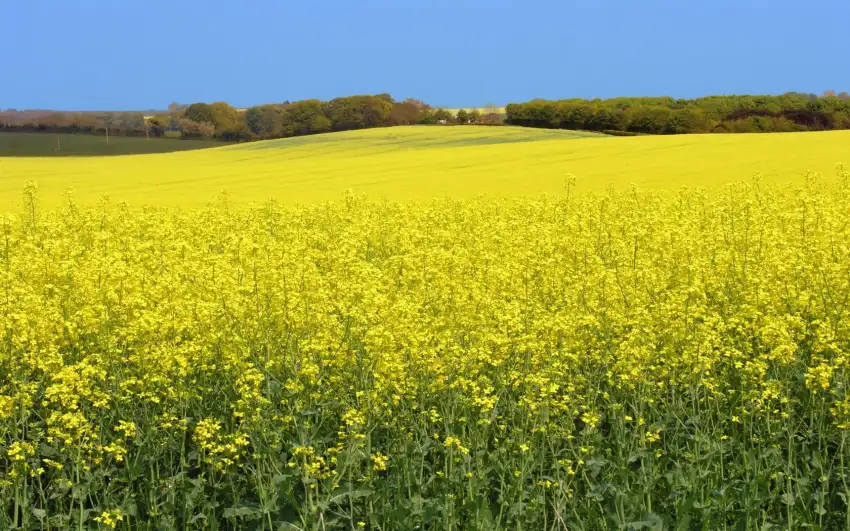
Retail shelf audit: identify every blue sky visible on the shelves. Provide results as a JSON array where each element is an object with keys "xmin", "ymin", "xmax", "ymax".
[{"xmin": 2, "ymin": 0, "xmax": 849, "ymax": 111}]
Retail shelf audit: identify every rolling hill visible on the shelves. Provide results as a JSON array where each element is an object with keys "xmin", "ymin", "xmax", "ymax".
[{"xmin": 0, "ymin": 126, "xmax": 848, "ymax": 208}]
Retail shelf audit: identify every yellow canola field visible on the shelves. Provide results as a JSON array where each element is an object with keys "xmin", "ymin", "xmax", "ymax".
[
  {"xmin": 4, "ymin": 178, "xmax": 850, "ymax": 528},
  {"xmin": 0, "ymin": 125, "xmax": 848, "ymax": 208}
]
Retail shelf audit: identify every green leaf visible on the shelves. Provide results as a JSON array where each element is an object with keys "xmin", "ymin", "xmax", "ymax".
[
  {"xmin": 71, "ymin": 484, "xmax": 88, "ymax": 500},
  {"xmin": 38, "ymin": 444, "xmax": 60, "ymax": 458},
  {"xmin": 422, "ymin": 503, "xmax": 441, "ymax": 523},
  {"xmin": 759, "ymin": 447, "xmax": 779, "ymax": 460},
  {"xmin": 781, "ymin": 492, "xmax": 795, "ymax": 506},
  {"xmin": 223, "ymin": 505, "xmax": 262, "ymax": 520},
  {"xmin": 627, "ymin": 512, "xmax": 663, "ymax": 530},
  {"xmin": 673, "ymin": 512, "xmax": 692, "ymax": 531}
]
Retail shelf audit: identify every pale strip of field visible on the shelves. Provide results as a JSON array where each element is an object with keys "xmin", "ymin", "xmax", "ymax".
[{"xmin": 0, "ymin": 126, "xmax": 848, "ymax": 208}]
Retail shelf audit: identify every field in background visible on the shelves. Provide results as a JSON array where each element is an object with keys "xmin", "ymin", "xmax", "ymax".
[
  {"xmin": 0, "ymin": 125, "xmax": 848, "ymax": 208},
  {"xmin": 0, "ymin": 132, "xmax": 226, "ymax": 157}
]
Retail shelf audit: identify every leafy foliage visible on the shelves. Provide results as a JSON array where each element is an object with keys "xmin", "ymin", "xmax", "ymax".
[
  {"xmin": 506, "ymin": 93, "xmax": 850, "ymax": 134},
  {"xmin": 0, "ymin": 95, "xmax": 448, "ymax": 147}
]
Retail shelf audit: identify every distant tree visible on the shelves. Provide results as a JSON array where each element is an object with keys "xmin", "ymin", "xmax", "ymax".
[
  {"xmin": 178, "ymin": 118, "xmax": 214, "ymax": 139},
  {"xmin": 770, "ymin": 116, "xmax": 803, "ymax": 132},
  {"xmin": 261, "ymin": 107, "xmax": 284, "ymax": 137},
  {"xmin": 665, "ymin": 108, "xmax": 714, "ymax": 134},
  {"xmin": 166, "ymin": 102, "xmax": 185, "ymax": 131},
  {"xmin": 147, "ymin": 115, "xmax": 169, "ymax": 137},
  {"xmin": 326, "ymin": 95, "xmax": 392, "ymax": 130},
  {"xmin": 587, "ymin": 108, "xmax": 626, "ymax": 131},
  {"xmin": 70, "ymin": 113, "xmax": 99, "ymax": 133},
  {"xmin": 418, "ymin": 109, "xmax": 438, "ymax": 124},
  {"xmin": 184, "ymin": 103, "xmax": 214, "ymax": 125},
  {"xmin": 362, "ymin": 96, "xmax": 393, "ymax": 127},
  {"xmin": 833, "ymin": 110, "xmax": 850, "ymax": 128},
  {"xmin": 184, "ymin": 101, "xmax": 238, "ymax": 131},
  {"xmin": 626, "ymin": 106, "xmax": 672, "ymax": 134},
  {"xmin": 324, "ymin": 97, "xmax": 359, "ymax": 130},
  {"xmin": 216, "ymin": 122, "xmax": 254, "ymax": 142},
  {"xmin": 469, "ymin": 109, "xmax": 481, "ymax": 124},
  {"xmin": 209, "ymin": 102, "xmax": 238, "ymax": 128},
  {"xmin": 283, "ymin": 99, "xmax": 326, "ymax": 136},
  {"xmin": 482, "ymin": 113, "xmax": 503, "ymax": 124},
  {"xmin": 390, "ymin": 100, "xmax": 423, "ymax": 125},
  {"xmin": 434, "ymin": 109, "xmax": 452, "ymax": 122},
  {"xmin": 561, "ymin": 104, "xmax": 593, "ymax": 129},
  {"xmin": 721, "ymin": 119, "xmax": 758, "ymax": 133},
  {"xmin": 310, "ymin": 114, "xmax": 332, "ymax": 134},
  {"xmin": 839, "ymin": 92, "xmax": 850, "ymax": 101},
  {"xmin": 456, "ymin": 109, "xmax": 469, "ymax": 124},
  {"xmin": 244, "ymin": 106, "xmax": 267, "ymax": 136},
  {"xmin": 243, "ymin": 105, "xmax": 285, "ymax": 138},
  {"xmin": 118, "ymin": 113, "xmax": 146, "ymax": 135}
]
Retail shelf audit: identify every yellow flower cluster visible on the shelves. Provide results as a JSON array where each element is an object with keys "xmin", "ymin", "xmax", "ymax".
[
  {"xmin": 93, "ymin": 509, "xmax": 123, "ymax": 529},
  {"xmin": 193, "ymin": 418, "xmax": 249, "ymax": 471},
  {"xmin": 2, "ymin": 171, "xmax": 850, "ymax": 528},
  {"xmin": 443, "ymin": 437, "xmax": 470, "ymax": 455}
]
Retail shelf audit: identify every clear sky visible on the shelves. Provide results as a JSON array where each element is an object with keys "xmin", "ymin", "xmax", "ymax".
[{"xmin": 3, "ymin": 0, "xmax": 849, "ymax": 111}]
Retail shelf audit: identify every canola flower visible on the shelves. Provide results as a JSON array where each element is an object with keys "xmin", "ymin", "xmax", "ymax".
[{"xmin": 1, "ymin": 169, "xmax": 850, "ymax": 529}]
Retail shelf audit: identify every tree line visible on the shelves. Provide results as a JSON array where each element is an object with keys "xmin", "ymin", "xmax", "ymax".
[
  {"xmin": 6, "ymin": 90, "xmax": 849, "ymax": 143},
  {"xmin": 0, "ymin": 95, "xmax": 500, "ymax": 143},
  {"xmin": 505, "ymin": 91, "xmax": 850, "ymax": 134},
  {"xmin": 0, "ymin": 110, "xmax": 155, "ymax": 138}
]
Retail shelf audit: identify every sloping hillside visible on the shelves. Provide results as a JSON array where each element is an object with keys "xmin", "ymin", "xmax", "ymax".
[{"xmin": 0, "ymin": 126, "xmax": 847, "ymax": 208}]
